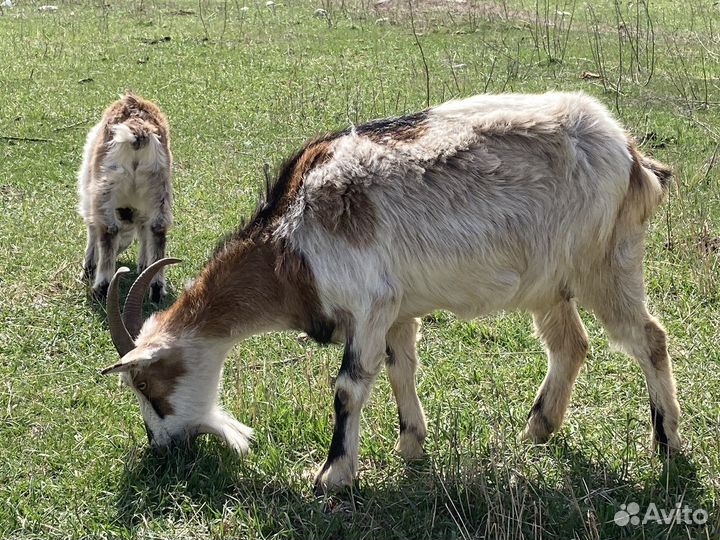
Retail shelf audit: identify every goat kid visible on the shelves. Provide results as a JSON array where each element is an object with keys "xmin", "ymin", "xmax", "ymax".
[
  {"xmin": 99, "ymin": 92, "xmax": 680, "ymax": 492},
  {"xmin": 78, "ymin": 92, "xmax": 172, "ymax": 302}
]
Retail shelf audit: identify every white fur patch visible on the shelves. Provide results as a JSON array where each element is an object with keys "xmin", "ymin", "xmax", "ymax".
[{"xmin": 111, "ymin": 123, "xmax": 136, "ymax": 144}]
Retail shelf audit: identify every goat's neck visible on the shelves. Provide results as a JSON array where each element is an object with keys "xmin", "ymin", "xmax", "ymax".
[{"xmin": 158, "ymin": 236, "xmax": 295, "ymax": 342}]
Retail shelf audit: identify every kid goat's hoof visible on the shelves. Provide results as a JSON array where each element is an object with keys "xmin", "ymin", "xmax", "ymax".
[
  {"xmin": 150, "ymin": 282, "xmax": 166, "ymax": 304},
  {"xmin": 92, "ymin": 281, "xmax": 109, "ymax": 301}
]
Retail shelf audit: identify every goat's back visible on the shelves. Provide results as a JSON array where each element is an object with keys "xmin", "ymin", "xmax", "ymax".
[{"xmin": 276, "ymin": 92, "xmax": 659, "ymax": 317}]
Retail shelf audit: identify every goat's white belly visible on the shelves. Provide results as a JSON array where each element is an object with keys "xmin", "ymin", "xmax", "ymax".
[{"xmin": 397, "ymin": 263, "xmax": 523, "ymax": 320}]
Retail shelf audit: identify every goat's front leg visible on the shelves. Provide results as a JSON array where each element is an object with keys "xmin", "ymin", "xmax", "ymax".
[
  {"xmin": 314, "ymin": 339, "xmax": 385, "ymax": 492},
  {"xmin": 315, "ymin": 303, "xmax": 398, "ymax": 492},
  {"xmin": 92, "ymin": 223, "xmax": 120, "ymax": 300}
]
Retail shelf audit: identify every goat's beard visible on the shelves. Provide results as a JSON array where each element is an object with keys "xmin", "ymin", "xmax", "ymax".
[{"xmin": 195, "ymin": 408, "xmax": 254, "ymax": 454}]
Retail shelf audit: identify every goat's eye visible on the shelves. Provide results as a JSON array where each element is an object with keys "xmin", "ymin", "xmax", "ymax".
[{"xmin": 137, "ymin": 381, "xmax": 147, "ymax": 391}]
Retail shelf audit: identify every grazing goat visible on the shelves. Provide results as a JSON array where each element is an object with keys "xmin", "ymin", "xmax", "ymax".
[
  {"xmin": 78, "ymin": 92, "xmax": 172, "ymax": 302},
  {"xmin": 99, "ymin": 92, "xmax": 680, "ymax": 492}
]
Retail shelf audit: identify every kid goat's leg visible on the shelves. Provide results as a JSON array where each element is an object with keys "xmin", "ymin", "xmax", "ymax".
[
  {"xmin": 148, "ymin": 219, "xmax": 169, "ymax": 303},
  {"xmin": 138, "ymin": 217, "xmax": 169, "ymax": 303},
  {"xmin": 522, "ymin": 299, "xmax": 589, "ymax": 443},
  {"xmin": 82, "ymin": 224, "xmax": 98, "ymax": 281},
  {"xmin": 315, "ymin": 299, "xmax": 398, "ymax": 492},
  {"xmin": 92, "ymin": 224, "xmax": 120, "ymax": 299},
  {"xmin": 385, "ymin": 318, "xmax": 427, "ymax": 459}
]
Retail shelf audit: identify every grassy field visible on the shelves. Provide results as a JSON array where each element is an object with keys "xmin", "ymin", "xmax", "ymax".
[{"xmin": 1, "ymin": 0, "xmax": 719, "ymax": 538}]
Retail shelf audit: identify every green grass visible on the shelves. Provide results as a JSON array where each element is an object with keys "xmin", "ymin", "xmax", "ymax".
[{"xmin": 1, "ymin": 0, "xmax": 719, "ymax": 538}]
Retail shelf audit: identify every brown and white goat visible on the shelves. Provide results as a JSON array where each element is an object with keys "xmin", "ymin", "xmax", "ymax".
[
  {"xmin": 100, "ymin": 92, "xmax": 680, "ymax": 492},
  {"xmin": 78, "ymin": 92, "xmax": 172, "ymax": 302}
]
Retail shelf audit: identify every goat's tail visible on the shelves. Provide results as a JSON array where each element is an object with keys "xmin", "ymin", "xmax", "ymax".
[
  {"xmin": 110, "ymin": 123, "xmax": 138, "ymax": 144},
  {"xmin": 110, "ymin": 117, "xmax": 160, "ymax": 152},
  {"xmin": 624, "ymin": 139, "xmax": 672, "ymax": 224}
]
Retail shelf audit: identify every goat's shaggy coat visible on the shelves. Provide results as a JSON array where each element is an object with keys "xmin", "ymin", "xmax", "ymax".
[
  {"xmin": 78, "ymin": 93, "xmax": 172, "ymax": 302},
  {"xmin": 101, "ymin": 91, "xmax": 680, "ymax": 492}
]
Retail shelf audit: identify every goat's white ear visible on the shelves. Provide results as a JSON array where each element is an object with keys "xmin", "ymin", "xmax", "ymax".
[{"xmin": 99, "ymin": 348, "xmax": 161, "ymax": 375}]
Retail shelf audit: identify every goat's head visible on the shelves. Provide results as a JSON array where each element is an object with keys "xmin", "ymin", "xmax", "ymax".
[{"xmin": 100, "ymin": 259, "xmax": 253, "ymax": 453}]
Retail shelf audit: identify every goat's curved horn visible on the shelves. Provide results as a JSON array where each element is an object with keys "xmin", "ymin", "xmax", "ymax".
[
  {"xmin": 107, "ymin": 267, "xmax": 135, "ymax": 357},
  {"xmin": 122, "ymin": 258, "xmax": 181, "ymax": 338}
]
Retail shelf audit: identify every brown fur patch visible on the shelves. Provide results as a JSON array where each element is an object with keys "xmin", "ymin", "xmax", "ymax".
[
  {"xmin": 159, "ymin": 138, "xmax": 341, "ymax": 340},
  {"xmin": 641, "ymin": 155, "xmax": 673, "ymax": 187},
  {"xmin": 310, "ymin": 182, "xmax": 376, "ymax": 246},
  {"xmin": 627, "ymin": 139, "xmax": 646, "ymax": 192},
  {"xmin": 161, "ymin": 240, "xmax": 285, "ymax": 337},
  {"xmin": 132, "ymin": 355, "xmax": 187, "ymax": 418},
  {"xmin": 160, "ymin": 235, "xmax": 333, "ymax": 343},
  {"xmin": 622, "ymin": 138, "xmax": 670, "ymax": 224},
  {"xmin": 367, "ymin": 123, "xmax": 427, "ymax": 143},
  {"xmin": 645, "ymin": 319, "xmax": 669, "ymax": 370},
  {"xmin": 273, "ymin": 139, "xmax": 335, "ymax": 228},
  {"xmin": 291, "ymin": 140, "xmax": 333, "ymax": 194}
]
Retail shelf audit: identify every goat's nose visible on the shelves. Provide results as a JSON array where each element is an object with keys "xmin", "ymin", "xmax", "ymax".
[{"xmin": 143, "ymin": 420, "xmax": 155, "ymax": 445}]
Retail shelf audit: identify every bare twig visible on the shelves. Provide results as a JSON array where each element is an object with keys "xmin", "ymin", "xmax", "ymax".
[
  {"xmin": 52, "ymin": 120, "xmax": 89, "ymax": 132},
  {"xmin": 1, "ymin": 135, "xmax": 54, "ymax": 143},
  {"xmin": 198, "ymin": 0, "xmax": 209, "ymax": 40},
  {"xmin": 483, "ymin": 56, "xmax": 497, "ymax": 93},
  {"xmin": 408, "ymin": 0, "xmax": 430, "ymax": 108},
  {"xmin": 246, "ymin": 355, "xmax": 305, "ymax": 370},
  {"xmin": 702, "ymin": 142, "xmax": 720, "ymax": 186}
]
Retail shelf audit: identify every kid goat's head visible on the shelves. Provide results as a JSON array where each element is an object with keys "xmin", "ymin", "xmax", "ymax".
[{"xmin": 100, "ymin": 259, "xmax": 253, "ymax": 453}]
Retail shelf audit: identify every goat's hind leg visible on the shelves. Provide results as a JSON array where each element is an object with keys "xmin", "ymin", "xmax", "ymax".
[
  {"xmin": 386, "ymin": 318, "xmax": 427, "ymax": 459},
  {"xmin": 92, "ymin": 224, "xmax": 120, "ymax": 300},
  {"xmin": 579, "ymin": 246, "xmax": 681, "ymax": 453},
  {"xmin": 522, "ymin": 299, "xmax": 589, "ymax": 443},
  {"xmin": 137, "ymin": 224, "xmax": 151, "ymax": 274},
  {"xmin": 148, "ymin": 219, "xmax": 169, "ymax": 303},
  {"xmin": 594, "ymin": 304, "xmax": 681, "ymax": 453}
]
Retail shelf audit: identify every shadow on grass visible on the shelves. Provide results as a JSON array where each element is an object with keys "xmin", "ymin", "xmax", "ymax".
[{"xmin": 113, "ymin": 438, "xmax": 713, "ymax": 539}]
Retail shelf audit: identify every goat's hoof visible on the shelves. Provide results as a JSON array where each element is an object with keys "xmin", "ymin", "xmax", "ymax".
[
  {"xmin": 92, "ymin": 281, "xmax": 109, "ymax": 301},
  {"xmin": 150, "ymin": 282, "xmax": 166, "ymax": 304},
  {"xmin": 313, "ymin": 459, "xmax": 354, "ymax": 495},
  {"xmin": 396, "ymin": 432, "xmax": 426, "ymax": 460},
  {"xmin": 519, "ymin": 422, "xmax": 552, "ymax": 445},
  {"xmin": 653, "ymin": 431, "xmax": 682, "ymax": 457},
  {"xmin": 81, "ymin": 265, "xmax": 96, "ymax": 281}
]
